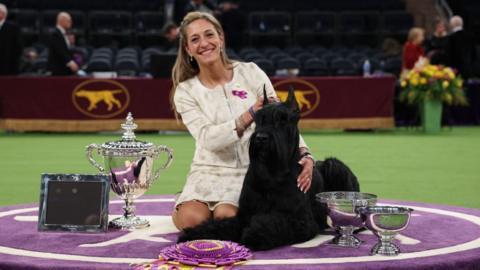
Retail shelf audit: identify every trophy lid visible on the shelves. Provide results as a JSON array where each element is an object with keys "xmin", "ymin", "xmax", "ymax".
[{"xmin": 100, "ymin": 112, "xmax": 154, "ymax": 156}]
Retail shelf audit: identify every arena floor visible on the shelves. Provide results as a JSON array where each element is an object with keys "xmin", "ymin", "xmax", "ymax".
[{"xmin": 0, "ymin": 127, "xmax": 479, "ymax": 208}]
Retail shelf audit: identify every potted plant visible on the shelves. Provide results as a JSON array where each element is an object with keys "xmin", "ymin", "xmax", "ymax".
[{"xmin": 400, "ymin": 64, "xmax": 467, "ymax": 132}]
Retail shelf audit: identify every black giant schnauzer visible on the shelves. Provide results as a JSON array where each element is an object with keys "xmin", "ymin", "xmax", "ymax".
[{"xmin": 177, "ymin": 87, "xmax": 360, "ymax": 250}]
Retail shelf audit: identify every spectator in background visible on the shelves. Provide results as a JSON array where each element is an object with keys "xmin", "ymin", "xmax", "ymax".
[
  {"xmin": 47, "ymin": 12, "xmax": 78, "ymax": 76},
  {"xmin": 0, "ymin": 3, "xmax": 22, "ymax": 76},
  {"xmin": 163, "ymin": 22, "xmax": 180, "ymax": 51},
  {"xmin": 402, "ymin": 27, "xmax": 425, "ymax": 72},
  {"xmin": 382, "ymin": 38, "xmax": 402, "ymax": 57},
  {"xmin": 446, "ymin": 15, "xmax": 476, "ymax": 79},
  {"xmin": 425, "ymin": 20, "xmax": 448, "ymax": 65}
]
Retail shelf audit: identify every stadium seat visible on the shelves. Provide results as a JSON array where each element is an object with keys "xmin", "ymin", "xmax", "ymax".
[
  {"xmin": 302, "ymin": 58, "xmax": 329, "ymax": 76},
  {"xmin": 225, "ymin": 48, "xmax": 240, "ymax": 60},
  {"xmin": 319, "ymin": 52, "xmax": 341, "ymax": 65},
  {"xmin": 114, "ymin": 58, "xmax": 139, "ymax": 76},
  {"xmin": 243, "ymin": 52, "xmax": 265, "ymax": 62},
  {"xmin": 295, "ymin": 52, "xmax": 317, "ymax": 64},
  {"xmin": 276, "ymin": 57, "xmax": 300, "ymax": 70},
  {"xmin": 134, "ymin": 11, "xmax": 164, "ymax": 48},
  {"xmin": 285, "ymin": 46, "xmax": 305, "ymax": 56},
  {"xmin": 262, "ymin": 47, "xmax": 283, "ymax": 58},
  {"xmin": 339, "ymin": 11, "xmax": 380, "ymax": 47},
  {"xmin": 294, "ymin": 11, "xmax": 337, "ymax": 47},
  {"xmin": 330, "ymin": 58, "xmax": 358, "ymax": 76},
  {"xmin": 253, "ymin": 58, "xmax": 275, "ymax": 76},
  {"xmin": 382, "ymin": 57, "xmax": 402, "ymax": 76},
  {"xmin": 248, "ymin": 11, "xmax": 291, "ymax": 47},
  {"xmin": 269, "ymin": 52, "xmax": 290, "ymax": 64},
  {"xmin": 9, "ymin": 9, "xmax": 40, "ymax": 45},
  {"xmin": 87, "ymin": 58, "xmax": 113, "ymax": 72},
  {"xmin": 239, "ymin": 47, "xmax": 261, "ymax": 58},
  {"xmin": 88, "ymin": 11, "xmax": 133, "ymax": 47}
]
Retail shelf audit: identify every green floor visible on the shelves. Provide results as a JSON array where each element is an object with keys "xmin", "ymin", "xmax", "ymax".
[{"xmin": 0, "ymin": 127, "xmax": 479, "ymax": 208}]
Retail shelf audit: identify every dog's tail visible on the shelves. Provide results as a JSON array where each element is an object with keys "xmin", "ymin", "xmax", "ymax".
[
  {"xmin": 177, "ymin": 216, "xmax": 243, "ymax": 243},
  {"xmin": 317, "ymin": 157, "xmax": 360, "ymax": 192}
]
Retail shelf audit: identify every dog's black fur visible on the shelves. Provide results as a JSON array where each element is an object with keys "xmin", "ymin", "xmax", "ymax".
[{"xmin": 177, "ymin": 87, "xmax": 360, "ymax": 250}]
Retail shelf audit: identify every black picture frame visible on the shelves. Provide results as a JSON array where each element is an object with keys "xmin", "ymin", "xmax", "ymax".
[{"xmin": 38, "ymin": 173, "xmax": 110, "ymax": 233}]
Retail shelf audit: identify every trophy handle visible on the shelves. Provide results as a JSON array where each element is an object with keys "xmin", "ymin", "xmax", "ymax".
[
  {"xmin": 86, "ymin": 144, "xmax": 105, "ymax": 172},
  {"xmin": 152, "ymin": 145, "xmax": 173, "ymax": 181}
]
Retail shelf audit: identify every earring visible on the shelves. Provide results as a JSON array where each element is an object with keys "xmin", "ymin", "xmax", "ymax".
[{"xmin": 189, "ymin": 55, "xmax": 193, "ymax": 62}]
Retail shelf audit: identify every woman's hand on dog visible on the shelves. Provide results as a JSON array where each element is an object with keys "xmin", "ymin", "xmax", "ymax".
[{"xmin": 297, "ymin": 157, "xmax": 314, "ymax": 193}]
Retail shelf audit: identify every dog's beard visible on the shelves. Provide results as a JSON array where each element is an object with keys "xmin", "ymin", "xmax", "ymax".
[{"xmin": 249, "ymin": 131, "xmax": 291, "ymax": 177}]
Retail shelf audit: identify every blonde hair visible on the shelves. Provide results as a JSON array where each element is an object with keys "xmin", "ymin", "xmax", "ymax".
[
  {"xmin": 170, "ymin": 11, "xmax": 233, "ymax": 114},
  {"xmin": 407, "ymin": 27, "xmax": 424, "ymax": 42}
]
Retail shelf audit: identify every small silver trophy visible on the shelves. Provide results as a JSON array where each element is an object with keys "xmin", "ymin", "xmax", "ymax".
[
  {"xmin": 316, "ymin": 191, "xmax": 377, "ymax": 248},
  {"xmin": 360, "ymin": 206, "xmax": 413, "ymax": 256},
  {"xmin": 86, "ymin": 112, "xmax": 173, "ymax": 230}
]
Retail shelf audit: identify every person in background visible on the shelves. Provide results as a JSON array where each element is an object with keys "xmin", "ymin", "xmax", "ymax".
[
  {"xmin": 0, "ymin": 3, "xmax": 22, "ymax": 76},
  {"xmin": 47, "ymin": 12, "xmax": 78, "ymax": 76},
  {"xmin": 446, "ymin": 15, "xmax": 476, "ymax": 79},
  {"xmin": 425, "ymin": 19, "xmax": 449, "ymax": 65},
  {"xmin": 163, "ymin": 22, "xmax": 180, "ymax": 51},
  {"xmin": 402, "ymin": 27, "xmax": 426, "ymax": 72}
]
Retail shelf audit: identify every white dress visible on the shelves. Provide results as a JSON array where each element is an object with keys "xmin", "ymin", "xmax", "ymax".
[{"xmin": 173, "ymin": 62, "xmax": 308, "ymax": 208}]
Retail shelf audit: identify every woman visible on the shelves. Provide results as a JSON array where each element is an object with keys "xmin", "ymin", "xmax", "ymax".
[
  {"xmin": 425, "ymin": 20, "xmax": 448, "ymax": 65},
  {"xmin": 402, "ymin": 27, "xmax": 426, "ymax": 71},
  {"xmin": 170, "ymin": 11, "xmax": 314, "ymax": 230}
]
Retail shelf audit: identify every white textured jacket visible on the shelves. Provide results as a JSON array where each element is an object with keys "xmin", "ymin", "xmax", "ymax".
[{"xmin": 174, "ymin": 62, "xmax": 307, "ymax": 168}]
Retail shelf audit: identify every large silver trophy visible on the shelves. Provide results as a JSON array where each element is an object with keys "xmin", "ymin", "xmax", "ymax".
[
  {"xmin": 86, "ymin": 113, "xmax": 173, "ymax": 230},
  {"xmin": 360, "ymin": 206, "xmax": 413, "ymax": 256},
  {"xmin": 316, "ymin": 191, "xmax": 377, "ymax": 248}
]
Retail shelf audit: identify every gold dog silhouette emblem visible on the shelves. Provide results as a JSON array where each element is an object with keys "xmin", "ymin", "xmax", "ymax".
[
  {"xmin": 75, "ymin": 89, "xmax": 123, "ymax": 111},
  {"xmin": 276, "ymin": 90, "xmax": 316, "ymax": 110}
]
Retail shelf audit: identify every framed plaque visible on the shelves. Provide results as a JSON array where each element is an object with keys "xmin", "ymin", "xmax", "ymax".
[{"xmin": 38, "ymin": 174, "xmax": 110, "ymax": 232}]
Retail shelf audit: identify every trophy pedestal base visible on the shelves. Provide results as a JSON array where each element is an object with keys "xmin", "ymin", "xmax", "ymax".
[
  {"xmin": 328, "ymin": 234, "xmax": 363, "ymax": 248},
  {"xmin": 328, "ymin": 226, "xmax": 363, "ymax": 248},
  {"xmin": 109, "ymin": 216, "xmax": 150, "ymax": 230},
  {"xmin": 371, "ymin": 241, "xmax": 401, "ymax": 256}
]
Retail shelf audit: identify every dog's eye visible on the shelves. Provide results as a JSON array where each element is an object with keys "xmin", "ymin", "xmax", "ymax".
[{"xmin": 275, "ymin": 112, "xmax": 288, "ymax": 123}]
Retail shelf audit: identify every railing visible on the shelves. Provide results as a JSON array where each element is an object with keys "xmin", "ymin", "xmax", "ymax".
[{"xmin": 435, "ymin": 0, "xmax": 453, "ymax": 21}]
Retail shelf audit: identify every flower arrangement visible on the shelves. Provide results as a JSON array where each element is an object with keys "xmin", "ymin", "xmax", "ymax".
[{"xmin": 400, "ymin": 64, "xmax": 467, "ymax": 105}]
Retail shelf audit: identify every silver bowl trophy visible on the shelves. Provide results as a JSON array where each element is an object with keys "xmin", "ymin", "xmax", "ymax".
[
  {"xmin": 316, "ymin": 191, "xmax": 377, "ymax": 248},
  {"xmin": 360, "ymin": 206, "xmax": 413, "ymax": 256},
  {"xmin": 86, "ymin": 113, "xmax": 173, "ymax": 230}
]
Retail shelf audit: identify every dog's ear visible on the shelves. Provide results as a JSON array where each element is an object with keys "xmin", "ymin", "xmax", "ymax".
[
  {"xmin": 263, "ymin": 84, "xmax": 269, "ymax": 106},
  {"xmin": 286, "ymin": 85, "xmax": 299, "ymax": 112}
]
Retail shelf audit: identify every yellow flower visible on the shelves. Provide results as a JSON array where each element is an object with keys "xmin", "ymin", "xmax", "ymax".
[
  {"xmin": 400, "ymin": 80, "xmax": 407, "ymax": 87},
  {"xmin": 420, "ymin": 77, "xmax": 427, "ymax": 84},
  {"xmin": 442, "ymin": 80, "xmax": 450, "ymax": 88},
  {"xmin": 410, "ymin": 78, "xmax": 419, "ymax": 86},
  {"xmin": 434, "ymin": 71, "xmax": 445, "ymax": 78},
  {"xmin": 456, "ymin": 80, "xmax": 463, "ymax": 88},
  {"xmin": 444, "ymin": 93, "xmax": 453, "ymax": 104}
]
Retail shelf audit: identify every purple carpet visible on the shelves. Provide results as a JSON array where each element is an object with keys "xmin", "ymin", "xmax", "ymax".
[{"xmin": 1, "ymin": 195, "xmax": 480, "ymax": 270}]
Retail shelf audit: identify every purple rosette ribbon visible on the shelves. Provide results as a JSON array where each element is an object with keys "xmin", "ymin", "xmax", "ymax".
[{"xmin": 133, "ymin": 240, "xmax": 252, "ymax": 270}]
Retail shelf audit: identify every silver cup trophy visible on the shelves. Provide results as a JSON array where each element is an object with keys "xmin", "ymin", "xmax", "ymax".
[
  {"xmin": 316, "ymin": 191, "xmax": 377, "ymax": 248},
  {"xmin": 86, "ymin": 113, "xmax": 173, "ymax": 230},
  {"xmin": 360, "ymin": 206, "xmax": 413, "ymax": 256}
]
